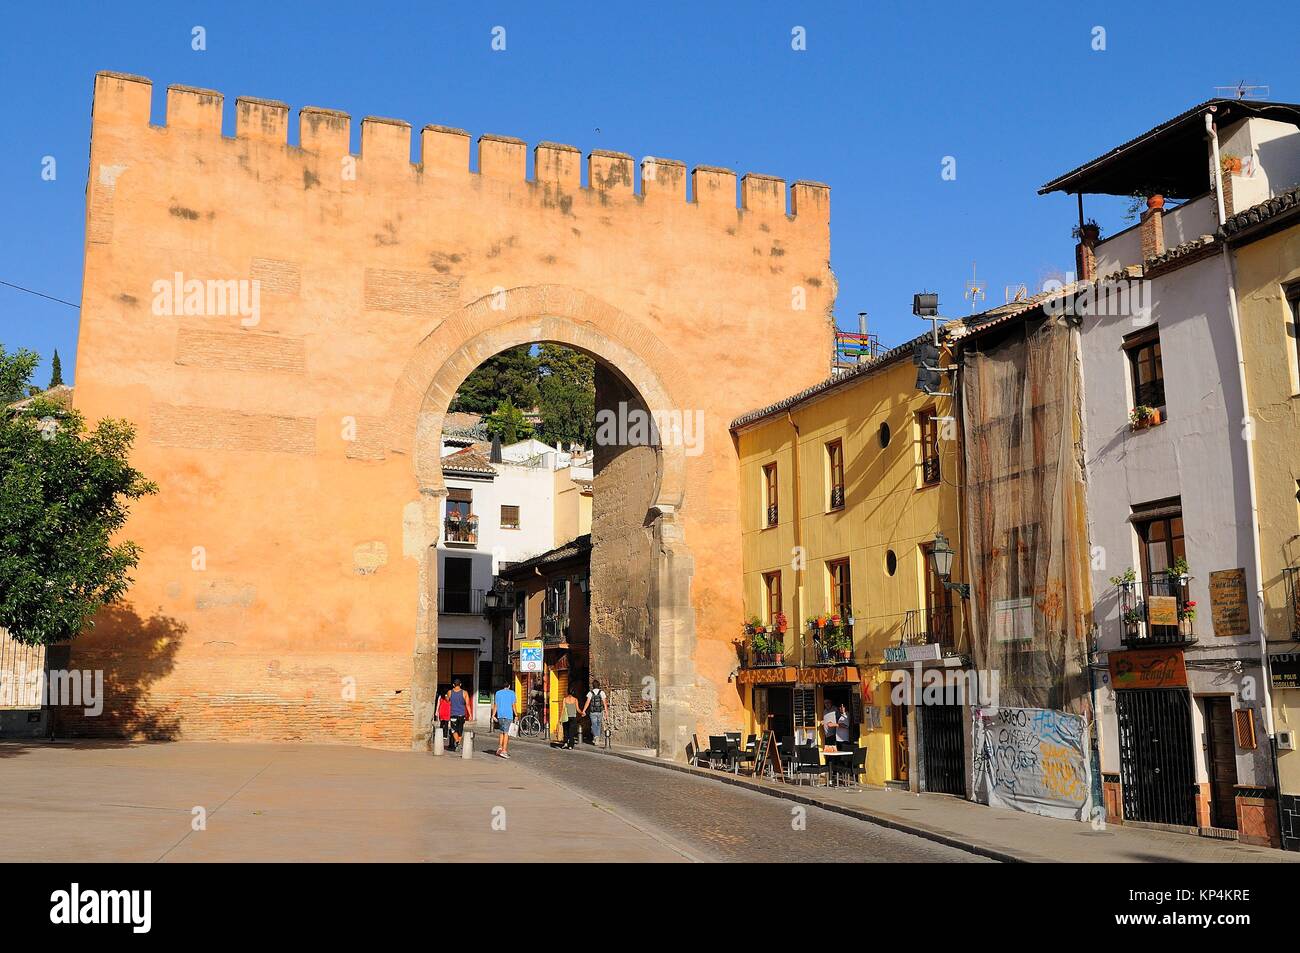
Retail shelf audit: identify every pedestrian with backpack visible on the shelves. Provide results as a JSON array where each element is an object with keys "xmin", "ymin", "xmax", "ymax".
[
  {"xmin": 582, "ymin": 679, "xmax": 607, "ymax": 747},
  {"xmin": 448, "ymin": 678, "xmax": 472, "ymax": 752}
]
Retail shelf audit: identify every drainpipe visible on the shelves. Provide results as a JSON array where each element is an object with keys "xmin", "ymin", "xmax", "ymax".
[
  {"xmin": 1209, "ymin": 114, "xmax": 1282, "ymax": 830},
  {"xmin": 786, "ymin": 410, "xmax": 804, "ymax": 667}
]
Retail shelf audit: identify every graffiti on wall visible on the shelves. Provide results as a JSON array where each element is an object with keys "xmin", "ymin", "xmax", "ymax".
[{"xmin": 973, "ymin": 706, "xmax": 1090, "ymax": 821}]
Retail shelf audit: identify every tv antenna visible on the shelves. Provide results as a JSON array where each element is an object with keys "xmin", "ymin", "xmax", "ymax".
[
  {"xmin": 1004, "ymin": 283, "xmax": 1028, "ymax": 304},
  {"xmin": 1214, "ymin": 82, "xmax": 1270, "ymax": 101},
  {"xmin": 964, "ymin": 261, "xmax": 986, "ymax": 313}
]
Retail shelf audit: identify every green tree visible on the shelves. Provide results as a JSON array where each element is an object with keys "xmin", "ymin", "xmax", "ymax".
[
  {"xmin": 49, "ymin": 349, "xmax": 64, "ymax": 388},
  {"xmin": 449, "ymin": 346, "xmax": 540, "ymax": 416},
  {"xmin": 0, "ymin": 344, "xmax": 39, "ymax": 405},
  {"xmin": 0, "ymin": 348, "xmax": 157, "ymax": 646},
  {"xmin": 483, "ymin": 397, "xmax": 533, "ymax": 445},
  {"xmin": 537, "ymin": 344, "xmax": 595, "ymax": 448}
]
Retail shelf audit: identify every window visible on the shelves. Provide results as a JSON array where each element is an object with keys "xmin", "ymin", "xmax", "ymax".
[
  {"xmin": 763, "ymin": 463, "xmax": 779, "ymax": 527},
  {"xmin": 1006, "ymin": 524, "xmax": 1040, "ymax": 599},
  {"xmin": 445, "ymin": 487, "xmax": 476, "ymax": 543},
  {"xmin": 885, "ymin": 550, "xmax": 897, "ymax": 576},
  {"xmin": 1288, "ymin": 283, "xmax": 1300, "ymax": 393},
  {"xmin": 500, "ymin": 504, "xmax": 520, "ymax": 529},
  {"xmin": 878, "ymin": 421, "xmax": 891, "ymax": 449},
  {"xmin": 918, "ymin": 409, "xmax": 940, "ymax": 486},
  {"xmin": 826, "ymin": 439, "xmax": 845, "ymax": 509},
  {"xmin": 763, "ymin": 571, "xmax": 782, "ymax": 624},
  {"xmin": 827, "ymin": 558, "xmax": 852, "ymax": 619},
  {"xmin": 1124, "ymin": 327, "xmax": 1166, "ymax": 413},
  {"xmin": 1133, "ymin": 500, "xmax": 1185, "ymax": 584}
]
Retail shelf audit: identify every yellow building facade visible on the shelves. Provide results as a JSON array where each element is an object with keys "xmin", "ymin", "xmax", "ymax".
[
  {"xmin": 1228, "ymin": 198, "xmax": 1300, "ymax": 851},
  {"xmin": 730, "ymin": 338, "xmax": 963, "ymax": 785}
]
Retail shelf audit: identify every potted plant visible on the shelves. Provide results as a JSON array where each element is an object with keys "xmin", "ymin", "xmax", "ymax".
[
  {"xmin": 833, "ymin": 626, "xmax": 853, "ymax": 661},
  {"xmin": 1122, "ymin": 604, "xmax": 1146, "ymax": 626},
  {"xmin": 1108, "ymin": 567, "xmax": 1136, "ymax": 589},
  {"xmin": 1130, "ymin": 405, "xmax": 1162, "ymax": 430},
  {"xmin": 1071, "ymin": 219, "xmax": 1101, "ymax": 242},
  {"xmin": 1146, "ymin": 193, "xmax": 1165, "ymax": 211}
]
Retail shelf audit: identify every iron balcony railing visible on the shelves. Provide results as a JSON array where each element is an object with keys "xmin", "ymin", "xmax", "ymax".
[
  {"xmin": 542, "ymin": 613, "xmax": 571, "ymax": 645},
  {"xmin": 1283, "ymin": 567, "xmax": 1300, "ymax": 640},
  {"xmin": 765, "ymin": 503, "xmax": 779, "ymax": 527},
  {"xmin": 801, "ymin": 621, "xmax": 855, "ymax": 667},
  {"xmin": 1119, "ymin": 577, "xmax": 1197, "ymax": 647},
  {"xmin": 443, "ymin": 516, "xmax": 478, "ymax": 545},
  {"xmin": 736, "ymin": 634, "xmax": 790, "ymax": 668},
  {"xmin": 899, "ymin": 607, "xmax": 957, "ymax": 651},
  {"xmin": 438, "ymin": 588, "xmax": 485, "ymax": 615},
  {"xmin": 829, "ymin": 485, "xmax": 845, "ymax": 509}
]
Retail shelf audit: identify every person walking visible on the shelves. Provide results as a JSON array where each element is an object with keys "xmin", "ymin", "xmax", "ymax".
[
  {"xmin": 582, "ymin": 679, "xmax": 607, "ymax": 747},
  {"xmin": 448, "ymin": 678, "xmax": 472, "ymax": 752},
  {"xmin": 561, "ymin": 688, "xmax": 580, "ymax": 749},
  {"xmin": 437, "ymin": 692, "xmax": 452, "ymax": 752},
  {"xmin": 493, "ymin": 680, "xmax": 518, "ymax": 759}
]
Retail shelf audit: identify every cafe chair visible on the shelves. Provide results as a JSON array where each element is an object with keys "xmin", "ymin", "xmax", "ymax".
[{"xmin": 793, "ymin": 744, "xmax": 829, "ymax": 786}]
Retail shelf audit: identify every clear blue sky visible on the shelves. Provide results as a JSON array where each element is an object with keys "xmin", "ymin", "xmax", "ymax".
[{"xmin": 2, "ymin": 0, "xmax": 1296, "ymax": 386}]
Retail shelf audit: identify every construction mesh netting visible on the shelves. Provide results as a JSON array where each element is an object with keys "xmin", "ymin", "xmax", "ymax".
[{"xmin": 959, "ymin": 314, "xmax": 1093, "ymax": 715}]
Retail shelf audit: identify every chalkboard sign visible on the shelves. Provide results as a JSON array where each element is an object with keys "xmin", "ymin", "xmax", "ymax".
[{"xmin": 753, "ymin": 729, "xmax": 783, "ymax": 780}]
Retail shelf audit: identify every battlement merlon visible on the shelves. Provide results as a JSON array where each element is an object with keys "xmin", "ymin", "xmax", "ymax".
[{"xmin": 90, "ymin": 71, "xmax": 830, "ymax": 225}]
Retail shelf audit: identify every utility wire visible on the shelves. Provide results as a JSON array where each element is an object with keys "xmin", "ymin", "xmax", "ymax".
[{"xmin": 0, "ymin": 280, "xmax": 80, "ymax": 309}]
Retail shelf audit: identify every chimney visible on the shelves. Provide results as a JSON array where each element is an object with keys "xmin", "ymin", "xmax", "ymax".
[
  {"xmin": 1075, "ymin": 221, "xmax": 1099, "ymax": 282},
  {"xmin": 490, "ymin": 435, "xmax": 503, "ymax": 463},
  {"xmin": 1139, "ymin": 195, "xmax": 1166, "ymax": 261}
]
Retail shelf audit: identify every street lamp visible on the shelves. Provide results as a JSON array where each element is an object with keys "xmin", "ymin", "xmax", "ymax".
[
  {"xmin": 484, "ymin": 589, "xmax": 500, "ymax": 612},
  {"xmin": 929, "ymin": 532, "xmax": 969, "ymax": 599}
]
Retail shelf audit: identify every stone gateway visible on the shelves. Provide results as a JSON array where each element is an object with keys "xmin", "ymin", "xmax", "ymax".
[{"xmin": 67, "ymin": 72, "xmax": 835, "ymax": 757}]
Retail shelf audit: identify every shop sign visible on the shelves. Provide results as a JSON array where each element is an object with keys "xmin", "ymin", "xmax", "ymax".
[
  {"xmin": 1108, "ymin": 647, "xmax": 1186, "ymax": 690},
  {"xmin": 1209, "ymin": 568, "xmax": 1250, "ymax": 637},
  {"xmin": 1270, "ymin": 653, "xmax": 1300, "ymax": 690},
  {"xmin": 1146, "ymin": 595, "xmax": 1178, "ymax": 627},
  {"xmin": 883, "ymin": 643, "xmax": 943, "ymax": 665}
]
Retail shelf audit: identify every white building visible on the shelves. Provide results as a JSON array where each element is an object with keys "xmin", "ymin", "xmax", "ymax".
[
  {"xmin": 436, "ymin": 435, "xmax": 592, "ymax": 723},
  {"xmin": 1042, "ymin": 98, "xmax": 1300, "ymax": 837}
]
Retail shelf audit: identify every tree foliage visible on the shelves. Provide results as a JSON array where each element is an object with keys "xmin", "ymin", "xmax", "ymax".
[
  {"xmin": 449, "ymin": 344, "xmax": 595, "ymax": 448},
  {"xmin": 49, "ymin": 349, "xmax": 64, "ymax": 388},
  {"xmin": 0, "ymin": 344, "xmax": 39, "ymax": 405},
  {"xmin": 449, "ymin": 346, "xmax": 541, "ymax": 417},
  {"xmin": 537, "ymin": 344, "xmax": 595, "ymax": 448},
  {"xmin": 483, "ymin": 398, "xmax": 533, "ymax": 445},
  {"xmin": 0, "ymin": 348, "xmax": 157, "ymax": 646}
]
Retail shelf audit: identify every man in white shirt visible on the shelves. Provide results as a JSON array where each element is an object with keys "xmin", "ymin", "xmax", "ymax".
[{"xmin": 582, "ymin": 678, "xmax": 608, "ymax": 746}]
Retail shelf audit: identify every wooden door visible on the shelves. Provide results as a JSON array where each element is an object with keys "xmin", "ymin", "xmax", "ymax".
[
  {"xmin": 1204, "ymin": 697, "xmax": 1239, "ymax": 830},
  {"xmin": 891, "ymin": 703, "xmax": 909, "ymax": 782}
]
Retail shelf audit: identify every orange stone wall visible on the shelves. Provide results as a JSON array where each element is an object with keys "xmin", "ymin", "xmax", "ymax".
[{"xmin": 67, "ymin": 71, "xmax": 835, "ymax": 751}]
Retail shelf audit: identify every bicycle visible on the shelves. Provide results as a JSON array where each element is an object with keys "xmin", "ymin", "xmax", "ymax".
[{"xmin": 518, "ymin": 708, "xmax": 546, "ymax": 738}]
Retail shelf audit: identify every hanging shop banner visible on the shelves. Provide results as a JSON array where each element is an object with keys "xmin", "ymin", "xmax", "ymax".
[
  {"xmin": 1209, "ymin": 568, "xmax": 1250, "ymax": 637},
  {"xmin": 1108, "ymin": 647, "xmax": 1187, "ymax": 689},
  {"xmin": 973, "ymin": 706, "xmax": 1090, "ymax": 821}
]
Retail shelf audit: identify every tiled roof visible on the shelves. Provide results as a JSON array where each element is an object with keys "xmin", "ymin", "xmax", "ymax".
[
  {"xmin": 1220, "ymin": 184, "xmax": 1300, "ymax": 240},
  {"xmin": 498, "ymin": 534, "xmax": 592, "ymax": 577},
  {"xmin": 1039, "ymin": 99, "xmax": 1300, "ymax": 198},
  {"xmin": 953, "ymin": 283, "xmax": 1080, "ymax": 340},
  {"xmin": 440, "ymin": 446, "xmax": 496, "ymax": 476}
]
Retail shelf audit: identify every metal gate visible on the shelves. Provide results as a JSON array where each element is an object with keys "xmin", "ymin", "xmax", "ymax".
[
  {"xmin": 920, "ymin": 702, "xmax": 966, "ymax": 796},
  {"xmin": 1116, "ymin": 688, "xmax": 1195, "ymax": 826}
]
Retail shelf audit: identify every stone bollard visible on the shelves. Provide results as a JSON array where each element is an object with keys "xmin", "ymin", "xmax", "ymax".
[
  {"xmin": 461, "ymin": 730, "xmax": 473, "ymax": 760},
  {"xmin": 432, "ymin": 725, "xmax": 444, "ymax": 756}
]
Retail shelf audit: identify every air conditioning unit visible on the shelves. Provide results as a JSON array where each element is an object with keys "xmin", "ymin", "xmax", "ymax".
[{"xmin": 1278, "ymin": 730, "xmax": 1296, "ymax": 751}]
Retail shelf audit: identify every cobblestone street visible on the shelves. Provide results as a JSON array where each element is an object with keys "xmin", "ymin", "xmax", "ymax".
[{"xmin": 505, "ymin": 741, "xmax": 990, "ymax": 863}]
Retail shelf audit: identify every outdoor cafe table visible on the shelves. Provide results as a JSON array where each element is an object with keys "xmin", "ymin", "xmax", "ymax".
[{"xmin": 822, "ymin": 749, "xmax": 853, "ymax": 786}]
